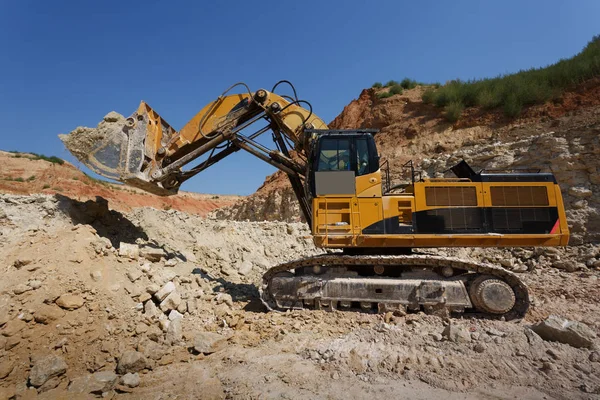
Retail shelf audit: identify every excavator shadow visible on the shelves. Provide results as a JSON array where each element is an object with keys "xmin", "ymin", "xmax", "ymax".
[
  {"xmin": 191, "ymin": 268, "xmax": 265, "ymax": 313},
  {"xmin": 55, "ymin": 194, "xmax": 185, "ymax": 260}
]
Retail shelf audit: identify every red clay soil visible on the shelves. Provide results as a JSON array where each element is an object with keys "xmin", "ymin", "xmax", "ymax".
[{"xmin": 0, "ymin": 151, "xmax": 241, "ymax": 216}]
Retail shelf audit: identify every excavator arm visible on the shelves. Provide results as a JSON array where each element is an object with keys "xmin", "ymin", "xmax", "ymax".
[{"xmin": 61, "ymin": 81, "xmax": 328, "ymax": 224}]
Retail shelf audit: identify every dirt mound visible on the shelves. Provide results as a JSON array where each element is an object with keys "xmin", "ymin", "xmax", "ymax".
[
  {"xmin": 0, "ymin": 150, "xmax": 241, "ymax": 217},
  {"xmin": 0, "ymin": 194, "xmax": 599, "ymax": 398}
]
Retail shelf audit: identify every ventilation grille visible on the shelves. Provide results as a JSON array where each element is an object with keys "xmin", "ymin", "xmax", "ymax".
[
  {"xmin": 425, "ymin": 186, "xmax": 477, "ymax": 207},
  {"xmin": 419, "ymin": 208, "xmax": 483, "ymax": 232},
  {"xmin": 490, "ymin": 208, "xmax": 553, "ymax": 232},
  {"xmin": 490, "ymin": 186, "xmax": 549, "ymax": 207}
]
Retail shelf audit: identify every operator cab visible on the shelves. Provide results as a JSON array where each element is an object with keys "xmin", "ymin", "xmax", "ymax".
[{"xmin": 307, "ymin": 130, "xmax": 379, "ymax": 197}]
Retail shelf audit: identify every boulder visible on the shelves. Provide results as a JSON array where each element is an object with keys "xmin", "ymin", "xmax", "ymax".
[
  {"xmin": 215, "ymin": 293, "xmax": 233, "ymax": 308},
  {"xmin": 193, "ymin": 332, "xmax": 227, "ymax": 354},
  {"xmin": 0, "ymin": 361, "xmax": 14, "ymax": 379},
  {"xmin": 165, "ymin": 317, "xmax": 183, "ymax": 346},
  {"xmin": 117, "ymin": 351, "xmax": 148, "ymax": 374},
  {"xmin": 1, "ymin": 319, "xmax": 26, "ymax": 337},
  {"xmin": 140, "ymin": 246, "xmax": 165, "ymax": 262},
  {"xmin": 29, "ymin": 354, "xmax": 67, "ymax": 387},
  {"xmin": 144, "ymin": 300, "xmax": 160, "ymax": 319},
  {"xmin": 13, "ymin": 284, "xmax": 32, "ymax": 295},
  {"xmin": 34, "ymin": 305, "xmax": 65, "ymax": 324},
  {"xmin": 159, "ymin": 291, "xmax": 181, "ymax": 312},
  {"xmin": 119, "ymin": 242, "xmax": 139, "ymax": 259},
  {"xmin": 442, "ymin": 324, "xmax": 472, "ymax": 343},
  {"xmin": 237, "ymin": 260, "xmax": 253, "ymax": 276},
  {"xmin": 154, "ymin": 282, "xmax": 175, "ymax": 301},
  {"xmin": 121, "ymin": 372, "xmax": 140, "ymax": 388},
  {"xmin": 127, "ymin": 269, "xmax": 143, "ymax": 283},
  {"xmin": 56, "ymin": 294, "xmax": 85, "ymax": 310},
  {"xmin": 568, "ymin": 186, "xmax": 592, "ymax": 198},
  {"xmin": 68, "ymin": 371, "xmax": 118, "ymax": 394},
  {"xmin": 531, "ymin": 315, "xmax": 597, "ymax": 349}
]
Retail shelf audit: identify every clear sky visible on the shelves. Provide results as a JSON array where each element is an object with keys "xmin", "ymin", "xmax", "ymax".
[{"xmin": 1, "ymin": 1, "xmax": 598, "ymax": 195}]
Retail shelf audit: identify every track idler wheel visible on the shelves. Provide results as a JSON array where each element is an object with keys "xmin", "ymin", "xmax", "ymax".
[{"xmin": 469, "ymin": 275, "xmax": 516, "ymax": 314}]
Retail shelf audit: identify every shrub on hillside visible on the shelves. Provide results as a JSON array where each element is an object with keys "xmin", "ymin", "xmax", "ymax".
[
  {"xmin": 389, "ymin": 84, "xmax": 403, "ymax": 95},
  {"xmin": 444, "ymin": 101, "xmax": 464, "ymax": 122},
  {"xmin": 420, "ymin": 35, "xmax": 600, "ymax": 119},
  {"xmin": 384, "ymin": 80, "xmax": 399, "ymax": 87},
  {"xmin": 372, "ymin": 82, "xmax": 383, "ymax": 88},
  {"xmin": 422, "ymin": 88, "xmax": 436, "ymax": 104},
  {"xmin": 400, "ymin": 78, "xmax": 418, "ymax": 89},
  {"xmin": 377, "ymin": 91, "xmax": 394, "ymax": 99}
]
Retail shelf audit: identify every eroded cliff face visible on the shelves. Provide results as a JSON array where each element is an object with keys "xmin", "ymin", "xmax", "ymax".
[{"xmin": 216, "ymin": 81, "xmax": 600, "ymax": 244}]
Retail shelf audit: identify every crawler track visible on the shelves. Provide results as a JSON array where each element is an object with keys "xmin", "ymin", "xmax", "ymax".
[{"xmin": 260, "ymin": 254, "xmax": 529, "ymax": 320}]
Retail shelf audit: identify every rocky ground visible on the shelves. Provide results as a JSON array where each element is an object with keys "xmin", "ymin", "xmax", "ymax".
[{"xmin": 0, "ymin": 193, "xmax": 599, "ymax": 399}]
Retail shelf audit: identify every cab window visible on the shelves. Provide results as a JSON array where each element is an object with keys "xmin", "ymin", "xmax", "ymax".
[
  {"xmin": 317, "ymin": 138, "xmax": 351, "ymax": 171},
  {"xmin": 356, "ymin": 138, "xmax": 370, "ymax": 176}
]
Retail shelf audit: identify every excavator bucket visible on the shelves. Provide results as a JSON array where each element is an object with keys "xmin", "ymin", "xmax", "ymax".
[{"xmin": 60, "ymin": 102, "xmax": 179, "ymax": 196}]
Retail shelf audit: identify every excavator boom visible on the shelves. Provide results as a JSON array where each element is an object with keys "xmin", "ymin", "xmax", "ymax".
[
  {"xmin": 61, "ymin": 81, "xmax": 326, "ymax": 222},
  {"xmin": 62, "ymin": 82, "xmax": 325, "ymax": 192}
]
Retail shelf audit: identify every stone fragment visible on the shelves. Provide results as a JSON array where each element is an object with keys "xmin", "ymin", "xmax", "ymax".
[
  {"xmin": 568, "ymin": 186, "xmax": 592, "ymax": 198},
  {"xmin": 144, "ymin": 301, "xmax": 160, "ymax": 319},
  {"xmin": 0, "ymin": 360, "xmax": 14, "ymax": 379},
  {"xmin": 193, "ymin": 332, "xmax": 227, "ymax": 354},
  {"xmin": 117, "ymin": 351, "xmax": 148, "ymax": 374},
  {"xmin": 486, "ymin": 328, "xmax": 507, "ymax": 337},
  {"xmin": 165, "ymin": 317, "xmax": 182, "ymax": 346},
  {"xmin": 1, "ymin": 319, "xmax": 26, "ymax": 337},
  {"xmin": 531, "ymin": 315, "xmax": 597, "ymax": 349},
  {"xmin": 13, "ymin": 284, "xmax": 32, "ymax": 295},
  {"xmin": 38, "ymin": 376, "xmax": 62, "ymax": 392},
  {"xmin": 0, "ymin": 307, "xmax": 9, "ymax": 327},
  {"xmin": 127, "ymin": 269, "xmax": 143, "ymax": 283},
  {"xmin": 473, "ymin": 343, "xmax": 486, "ymax": 353},
  {"xmin": 164, "ymin": 258, "xmax": 178, "ymax": 267},
  {"xmin": 119, "ymin": 242, "xmax": 139, "ymax": 259},
  {"xmin": 28, "ymin": 280, "xmax": 42, "ymax": 290},
  {"xmin": 34, "ymin": 305, "xmax": 65, "ymax": 324},
  {"xmin": 552, "ymin": 260, "xmax": 579, "ymax": 272},
  {"xmin": 121, "ymin": 372, "xmax": 140, "ymax": 388},
  {"xmin": 160, "ymin": 291, "xmax": 181, "ymax": 312},
  {"xmin": 590, "ymin": 351, "xmax": 600, "ymax": 362},
  {"xmin": 168, "ymin": 310, "xmax": 183, "ymax": 321},
  {"xmin": 13, "ymin": 258, "xmax": 32, "ymax": 269},
  {"xmin": 146, "ymin": 284, "xmax": 160, "ymax": 294},
  {"xmin": 139, "ymin": 292, "xmax": 151, "ymax": 303},
  {"xmin": 154, "ymin": 281, "xmax": 175, "ymax": 301},
  {"xmin": 176, "ymin": 301, "xmax": 187, "ymax": 314},
  {"xmin": 215, "ymin": 293, "xmax": 233, "ymax": 308},
  {"xmin": 135, "ymin": 323, "xmax": 148, "ymax": 335},
  {"xmin": 90, "ymin": 271, "xmax": 102, "ymax": 282},
  {"xmin": 138, "ymin": 340, "xmax": 167, "ymax": 360},
  {"xmin": 56, "ymin": 294, "xmax": 85, "ymax": 310},
  {"xmin": 237, "ymin": 260, "xmax": 253, "ymax": 276},
  {"xmin": 442, "ymin": 324, "xmax": 472, "ymax": 343},
  {"xmin": 5, "ymin": 336, "xmax": 20, "ymax": 350},
  {"xmin": 103, "ymin": 111, "xmax": 124, "ymax": 122},
  {"xmin": 29, "ymin": 354, "xmax": 67, "ymax": 387},
  {"xmin": 68, "ymin": 371, "xmax": 118, "ymax": 394},
  {"xmin": 140, "ymin": 247, "xmax": 165, "ymax": 262}
]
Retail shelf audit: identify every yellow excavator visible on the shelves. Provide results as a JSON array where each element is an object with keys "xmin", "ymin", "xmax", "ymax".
[{"xmin": 61, "ymin": 81, "xmax": 569, "ymax": 320}]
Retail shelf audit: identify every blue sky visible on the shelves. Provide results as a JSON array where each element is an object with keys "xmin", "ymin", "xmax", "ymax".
[{"xmin": 1, "ymin": 1, "xmax": 598, "ymax": 195}]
